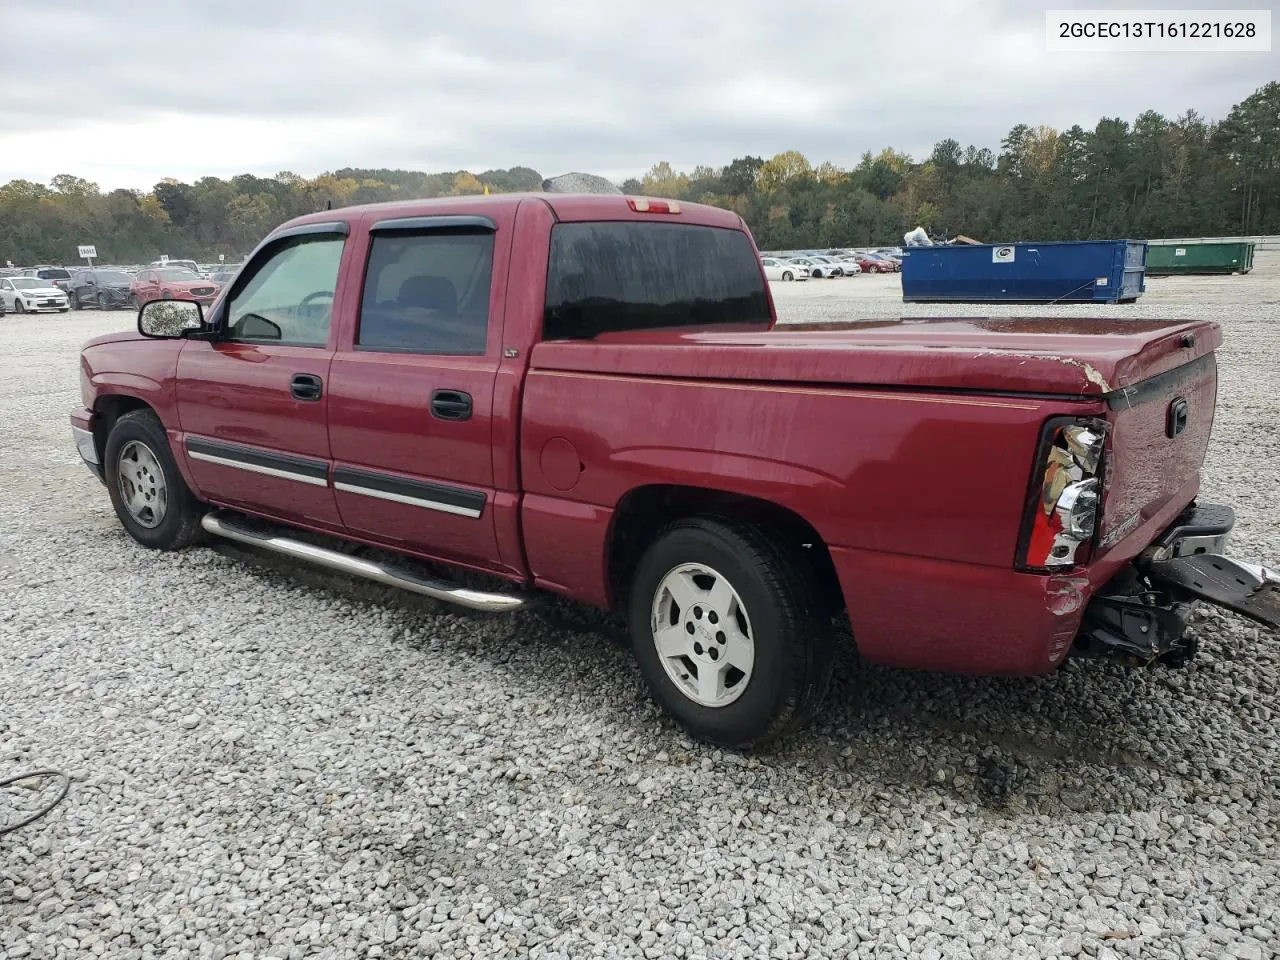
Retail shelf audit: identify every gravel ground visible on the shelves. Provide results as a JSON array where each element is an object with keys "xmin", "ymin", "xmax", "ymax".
[{"xmin": 2, "ymin": 260, "xmax": 1278, "ymax": 960}]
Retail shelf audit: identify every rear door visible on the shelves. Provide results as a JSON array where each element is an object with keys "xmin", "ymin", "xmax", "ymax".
[
  {"xmin": 326, "ymin": 211, "xmax": 514, "ymax": 574},
  {"xmin": 175, "ymin": 222, "xmax": 353, "ymax": 529}
]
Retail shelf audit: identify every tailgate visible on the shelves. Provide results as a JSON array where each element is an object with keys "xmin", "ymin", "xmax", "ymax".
[{"xmin": 1098, "ymin": 326, "xmax": 1220, "ymax": 557}]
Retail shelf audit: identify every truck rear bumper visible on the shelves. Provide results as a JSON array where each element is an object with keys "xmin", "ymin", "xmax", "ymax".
[{"xmin": 1075, "ymin": 503, "xmax": 1280, "ymax": 664}]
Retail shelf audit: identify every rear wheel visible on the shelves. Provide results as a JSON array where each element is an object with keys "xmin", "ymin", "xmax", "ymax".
[
  {"xmin": 69, "ymin": 291, "xmax": 81, "ymax": 310},
  {"xmin": 98, "ymin": 293, "xmax": 110, "ymax": 311},
  {"xmin": 628, "ymin": 517, "xmax": 834, "ymax": 749},
  {"xmin": 782, "ymin": 271, "xmax": 793, "ymax": 282},
  {"xmin": 104, "ymin": 409, "xmax": 205, "ymax": 550}
]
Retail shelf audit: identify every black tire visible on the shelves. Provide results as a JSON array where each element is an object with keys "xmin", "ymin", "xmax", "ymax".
[
  {"xmin": 98, "ymin": 293, "xmax": 110, "ymax": 311},
  {"xmin": 627, "ymin": 517, "xmax": 834, "ymax": 749},
  {"xmin": 131, "ymin": 295, "xmax": 143, "ymax": 310},
  {"xmin": 13, "ymin": 298, "xmax": 24, "ymax": 314},
  {"xmin": 70, "ymin": 291, "xmax": 81, "ymax": 310},
  {"xmin": 103, "ymin": 409, "xmax": 206, "ymax": 550},
  {"xmin": 782, "ymin": 271, "xmax": 793, "ymax": 282}
]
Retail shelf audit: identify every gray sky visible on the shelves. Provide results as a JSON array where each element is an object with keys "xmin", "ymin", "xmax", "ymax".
[{"xmin": 1, "ymin": 0, "xmax": 1274, "ymax": 190}]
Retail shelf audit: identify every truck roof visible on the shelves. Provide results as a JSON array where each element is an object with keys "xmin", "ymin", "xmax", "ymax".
[{"xmin": 279, "ymin": 193, "xmax": 746, "ymax": 232}]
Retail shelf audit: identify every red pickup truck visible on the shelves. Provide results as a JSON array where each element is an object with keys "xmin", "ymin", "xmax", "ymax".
[{"xmin": 70, "ymin": 193, "xmax": 1279, "ymax": 748}]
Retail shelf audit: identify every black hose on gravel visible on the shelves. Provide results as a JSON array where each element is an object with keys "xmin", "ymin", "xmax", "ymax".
[{"xmin": 0, "ymin": 770, "xmax": 70, "ymax": 837}]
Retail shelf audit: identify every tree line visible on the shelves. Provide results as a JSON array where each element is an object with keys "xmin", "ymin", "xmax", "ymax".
[{"xmin": 1, "ymin": 83, "xmax": 1276, "ymax": 265}]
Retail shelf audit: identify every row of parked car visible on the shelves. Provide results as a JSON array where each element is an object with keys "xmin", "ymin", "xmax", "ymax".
[
  {"xmin": 0, "ymin": 260, "xmax": 242, "ymax": 315},
  {"xmin": 759, "ymin": 248, "xmax": 904, "ymax": 281}
]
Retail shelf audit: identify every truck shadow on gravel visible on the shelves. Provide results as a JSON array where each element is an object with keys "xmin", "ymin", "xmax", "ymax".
[{"xmin": 200, "ymin": 539, "xmax": 1260, "ymax": 820}]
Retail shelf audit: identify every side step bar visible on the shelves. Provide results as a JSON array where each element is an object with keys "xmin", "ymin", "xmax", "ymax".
[{"xmin": 200, "ymin": 512, "xmax": 527, "ymax": 613}]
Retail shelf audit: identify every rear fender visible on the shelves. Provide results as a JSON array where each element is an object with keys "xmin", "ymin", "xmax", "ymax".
[{"xmin": 610, "ymin": 445, "xmax": 844, "ymax": 502}]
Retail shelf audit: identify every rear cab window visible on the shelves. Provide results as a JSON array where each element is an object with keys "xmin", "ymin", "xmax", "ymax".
[{"xmin": 543, "ymin": 222, "xmax": 769, "ymax": 340}]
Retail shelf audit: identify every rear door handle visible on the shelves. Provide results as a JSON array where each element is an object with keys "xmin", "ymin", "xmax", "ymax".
[
  {"xmin": 291, "ymin": 373, "xmax": 323, "ymax": 402},
  {"xmin": 430, "ymin": 389, "xmax": 472, "ymax": 421}
]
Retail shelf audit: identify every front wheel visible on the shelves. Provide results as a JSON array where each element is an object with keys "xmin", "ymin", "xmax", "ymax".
[
  {"xmin": 628, "ymin": 517, "xmax": 834, "ymax": 749},
  {"xmin": 782, "ymin": 271, "xmax": 793, "ymax": 282},
  {"xmin": 98, "ymin": 293, "xmax": 110, "ymax": 311},
  {"xmin": 104, "ymin": 409, "xmax": 206, "ymax": 550},
  {"xmin": 12, "ymin": 299, "xmax": 24, "ymax": 314},
  {"xmin": 69, "ymin": 292, "xmax": 81, "ymax": 310}
]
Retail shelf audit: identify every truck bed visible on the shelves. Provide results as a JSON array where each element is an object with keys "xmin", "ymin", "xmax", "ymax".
[{"xmin": 531, "ymin": 317, "xmax": 1222, "ymax": 398}]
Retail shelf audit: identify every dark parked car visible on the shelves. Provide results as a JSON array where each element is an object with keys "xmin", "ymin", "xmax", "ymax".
[{"xmin": 67, "ymin": 269, "xmax": 135, "ymax": 310}]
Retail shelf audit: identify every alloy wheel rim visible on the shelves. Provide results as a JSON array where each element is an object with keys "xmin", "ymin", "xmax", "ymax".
[
  {"xmin": 651, "ymin": 563, "xmax": 755, "ymax": 707},
  {"xmin": 117, "ymin": 440, "xmax": 168, "ymax": 529}
]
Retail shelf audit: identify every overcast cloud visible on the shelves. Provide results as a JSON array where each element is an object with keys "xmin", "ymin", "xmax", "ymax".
[{"xmin": 0, "ymin": 0, "xmax": 1274, "ymax": 190}]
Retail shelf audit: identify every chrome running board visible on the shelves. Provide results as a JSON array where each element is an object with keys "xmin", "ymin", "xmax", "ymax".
[{"xmin": 200, "ymin": 512, "xmax": 526, "ymax": 613}]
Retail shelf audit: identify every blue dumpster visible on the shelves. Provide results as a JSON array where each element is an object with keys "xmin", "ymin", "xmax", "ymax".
[{"xmin": 900, "ymin": 240, "xmax": 1147, "ymax": 303}]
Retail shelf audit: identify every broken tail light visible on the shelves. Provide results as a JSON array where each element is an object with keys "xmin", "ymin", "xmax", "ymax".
[{"xmin": 1018, "ymin": 417, "xmax": 1108, "ymax": 572}]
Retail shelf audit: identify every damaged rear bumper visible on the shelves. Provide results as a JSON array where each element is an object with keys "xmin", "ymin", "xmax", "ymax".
[{"xmin": 1074, "ymin": 502, "xmax": 1280, "ymax": 664}]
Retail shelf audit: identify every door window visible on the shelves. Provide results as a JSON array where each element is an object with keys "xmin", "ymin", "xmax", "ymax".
[
  {"xmin": 357, "ymin": 230, "xmax": 493, "ymax": 355},
  {"xmin": 226, "ymin": 236, "xmax": 345, "ymax": 347}
]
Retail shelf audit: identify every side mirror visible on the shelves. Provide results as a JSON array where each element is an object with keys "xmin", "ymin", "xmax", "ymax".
[{"xmin": 138, "ymin": 299, "xmax": 203, "ymax": 338}]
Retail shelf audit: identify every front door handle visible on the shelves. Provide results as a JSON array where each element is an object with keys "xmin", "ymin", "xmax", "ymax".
[
  {"xmin": 291, "ymin": 373, "xmax": 323, "ymax": 402},
  {"xmin": 430, "ymin": 389, "xmax": 472, "ymax": 421}
]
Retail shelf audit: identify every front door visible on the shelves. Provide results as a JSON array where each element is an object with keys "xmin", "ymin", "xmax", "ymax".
[
  {"xmin": 175, "ymin": 226, "xmax": 351, "ymax": 529},
  {"xmin": 326, "ymin": 213, "xmax": 511, "ymax": 573}
]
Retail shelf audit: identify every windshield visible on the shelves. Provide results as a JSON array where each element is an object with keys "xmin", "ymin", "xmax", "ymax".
[
  {"xmin": 96, "ymin": 271, "xmax": 132, "ymax": 283},
  {"xmin": 544, "ymin": 222, "xmax": 769, "ymax": 340},
  {"xmin": 155, "ymin": 268, "xmax": 199, "ymax": 281},
  {"xmin": 10, "ymin": 278, "xmax": 44, "ymax": 289}
]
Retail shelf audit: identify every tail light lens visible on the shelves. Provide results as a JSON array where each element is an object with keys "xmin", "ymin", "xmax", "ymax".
[{"xmin": 1018, "ymin": 417, "xmax": 1108, "ymax": 571}]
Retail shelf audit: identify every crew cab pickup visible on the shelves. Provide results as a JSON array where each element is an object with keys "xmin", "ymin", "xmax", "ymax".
[{"xmin": 70, "ymin": 193, "xmax": 1280, "ymax": 748}]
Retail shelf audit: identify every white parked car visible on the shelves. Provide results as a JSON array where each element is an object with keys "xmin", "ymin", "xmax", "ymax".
[
  {"xmin": 795, "ymin": 256, "xmax": 848, "ymax": 278},
  {"xmin": 761, "ymin": 257, "xmax": 809, "ymax": 281},
  {"xmin": 0, "ymin": 277, "xmax": 70, "ymax": 313},
  {"xmin": 788, "ymin": 257, "xmax": 838, "ymax": 279}
]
